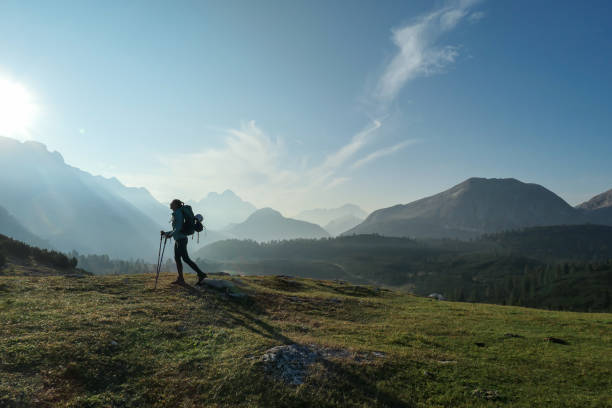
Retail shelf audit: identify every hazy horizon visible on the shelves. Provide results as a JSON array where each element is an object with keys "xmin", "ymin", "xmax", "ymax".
[
  {"xmin": 1, "ymin": 0, "xmax": 611, "ymax": 214},
  {"xmin": 2, "ymin": 133, "xmax": 606, "ymax": 217}
]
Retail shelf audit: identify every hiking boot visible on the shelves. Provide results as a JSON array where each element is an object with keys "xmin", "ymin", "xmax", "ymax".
[
  {"xmin": 171, "ymin": 279, "xmax": 185, "ymax": 285},
  {"xmin": 196, "ymin": 274, "xmax": 207, "ymax": 286}
]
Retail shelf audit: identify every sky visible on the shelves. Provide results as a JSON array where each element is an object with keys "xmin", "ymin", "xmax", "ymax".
[{"xmin": 1, "ymin": 0, "xmax": 611, "ymax": 214}]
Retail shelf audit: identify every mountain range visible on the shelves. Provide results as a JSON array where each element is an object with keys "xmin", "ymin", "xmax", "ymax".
[
  {"xmin": 0, "ymin": 137, "xmax": 334, "ymax": 259},
  {"xmin": 577, "ymin": 189, "xmax": 612, "ymax": 210},
  {"xmin": 223, "ymin": 208, "xmax": 330, "ymax": 243},
  {"xmin": 0, "ymin": 204, "xmax": 49, "ymax": 248},
  {"xmin": 189, "ymin": 190, "xmax": 257, "ymax": 230},
  {"xmin": 1, "ymin": 136, "xmax": 611, "ymax": 259},
  {"xmin": 0, "ymin": 137, "xmax": 161, "ymax": 260},
  {"xmin": 346, "ymin": 177, "xmax": 612, "ymax": 239},
  {"xmin": 294, "ymin": 204, "xmax": 367, "ymax": 226},
  {"xmin": 324, "ymin": 214, "xmax": 364, "ymax": 236},
  {"xmin": 88, "ymin": 175, "xmax": 170, "ymax": 227}
]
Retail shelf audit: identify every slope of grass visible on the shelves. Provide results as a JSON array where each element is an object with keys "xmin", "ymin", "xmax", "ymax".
[{"xmin": 1, "ymin": 273, "xmax": 611, "ymax": 407}]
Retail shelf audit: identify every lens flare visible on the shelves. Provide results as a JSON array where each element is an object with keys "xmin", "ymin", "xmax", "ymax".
[{"xmin": 0, "ymin": 76, "xmax": 37, "ymax": 138}]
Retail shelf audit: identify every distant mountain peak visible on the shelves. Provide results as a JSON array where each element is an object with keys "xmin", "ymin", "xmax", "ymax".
[
  {"xmin": 0, "ymin": 137, "xmax": 165, "ymax": 259},
  {"xmin": 199, "ymin": 189, "xmax": 250, "ymax": 202},
  {"xmin": 191, "ymin": 189, "xmax": 257, "ymax": 230},
  {"xmin": 463, "ymin": 176, "xmax": 519, "ymax": 183},
  {"xmin": 324, "ymin": 214, "xmax": 364, "ymax": 236},
  {"xmin": 294, "ymin": 204, "xmax": 368, "ymax": 226},
  {"xmin": 454, "ymin": 177, "xmax": 535, "ymax": 190},
  {"xmin": 339, "ymin": 203, "xmax": 363, "ymax": 210},
  {"xmin": 247, "ymin": 207, "xmax": 283, "ymax": 220},
  {"xmin": 577, "ymin": 189, "xmax": 612, "ymax": 210},
  {"xmin": 227, "ymin": 207, "xmax": 328, "ymax": 242},
  {"xmin": 1, "ymin": 136, "xmax": 65, "ymax": 164},
  {"xmin": 222, "ymin": 189, "xmax": 238, "ymax": 197},
  {"xmin": 345, "ymin": 177, "xmax": 590, "ymax": 239}
]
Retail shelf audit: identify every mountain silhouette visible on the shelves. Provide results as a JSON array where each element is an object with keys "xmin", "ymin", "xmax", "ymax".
[
  {"xmin": 574, "ymin": 188, "xmax": 612, "ymax": 227},
  {"xmin": 294, "ymin": 204, "xmax": 367, "ymax": 226},
  {"xmin": 190, "ymin": 190, "xmax": 257, "ymax": 230},
  {"xmin": 0, "ymin": 205, "xmax": 49, "ymax": 248},
  {"xmin": 345, "ymin": 177, "xmax": 591, "ymax": 239},
  {"xmin": 324, "ymin": 214, "xmax": 364, "ymax": 236},
  {"xmin": 0, "ymin": 136, "xmax": 160, "ymax": 260},
  {"xmin": 225, "ymin": 208, "xmax": 329, "ymax": 242},
  {"xmin": 577, "ymin": 189, "xmax": 612, "ymax": 211},
  {"xmin": 88, "ymin": 175, "xmax": 169, "ymax": 227}
]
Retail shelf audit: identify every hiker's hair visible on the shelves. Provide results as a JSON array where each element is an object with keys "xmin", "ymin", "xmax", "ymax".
[{"xmin": 170, "ymin": 199, "xmax": 184, "ymax": 208}]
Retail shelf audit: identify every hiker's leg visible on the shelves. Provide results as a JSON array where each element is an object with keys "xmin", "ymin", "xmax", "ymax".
[
  {"xmin": 174, "ymin": 240, "xmax": 184, "ymax": 281},
  {"xmin": 180, "ymin": 241, "xmax": 206, "ymax": 278},
  {"xmin": 182, "ymin": 256, "xmax": 206, "ymax": 277}
]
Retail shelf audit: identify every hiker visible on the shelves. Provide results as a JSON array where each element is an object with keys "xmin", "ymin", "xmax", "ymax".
[{"xmin": 161, "ymin": 199, "xmax": 207, "ymax": 286}]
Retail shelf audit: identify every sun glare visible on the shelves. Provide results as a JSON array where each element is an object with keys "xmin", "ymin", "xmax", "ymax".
[{"xmin": 0, "ymin": 76, "xmax": 37, "ymax": 138}]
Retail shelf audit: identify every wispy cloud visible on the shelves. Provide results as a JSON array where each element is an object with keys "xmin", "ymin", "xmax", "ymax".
[
  {"xmin": 122, "ymin": 120, "xmax": 383, "ymax": 210},
  {"xmin": 341, "ymin": 0, "xmax": 483, "ymax": 181},
  {"xmin": 468, "ymin": 11, "xmax": 485, "ymax": 23},
  {"xmin": 324, "ymin": 177, "xmax": 350, "ymax": 190},
  {"xmin": 376, "ymin": 0, "xmax": 482, "ymax": 102},
  {"xmin": 159, "ymin": 121, "xmax": 297, "ymax": 194},
  {"xmin": 120, "ymin": 1, "xmax": 483, "ymax": 212},
  {"xmin": 308, "ymin": 120, "xmax": 382, "ymax": 185},
  {"xmin": 351, "ymin": 139, "xmax": 421, "ymax": 170}
]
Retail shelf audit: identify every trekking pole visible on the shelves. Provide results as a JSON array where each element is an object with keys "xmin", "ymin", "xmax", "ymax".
[
  {"xmin": 151, "ymin": 234, "xmax": 163, "ymax": 289},
  {"xmin": 155, "ymin": 234, "xmax": 163, "ymax": 272},
  {"xmin": 154, "ymin": 236, "xmax": 168, "ymax": 289}
]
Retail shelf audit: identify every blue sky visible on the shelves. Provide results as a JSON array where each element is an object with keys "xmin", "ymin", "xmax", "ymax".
[{"xmin": 1, "ymin": 0, "xmax": 611, "ymax": 214}]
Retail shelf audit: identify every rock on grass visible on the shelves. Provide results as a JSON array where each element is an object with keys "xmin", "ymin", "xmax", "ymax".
[{"xmin": 260, "ymin": 344, "xmax": 386, "ymax": 385}]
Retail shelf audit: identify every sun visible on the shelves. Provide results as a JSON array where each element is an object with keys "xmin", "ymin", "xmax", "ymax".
[{"xmin": 0, "ymin": 76, "xmax": 38, "ymax": 138}]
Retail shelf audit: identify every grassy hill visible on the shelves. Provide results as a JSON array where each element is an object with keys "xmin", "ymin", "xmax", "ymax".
[{"xmin": 1, "ymin": 273, "xmax": 610, "ymax": 407}]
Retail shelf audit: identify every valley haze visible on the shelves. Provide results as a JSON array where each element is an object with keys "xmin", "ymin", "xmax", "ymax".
[{"xmin": 1, "ymin": 135, "xmax": 610, "ymax": 260}]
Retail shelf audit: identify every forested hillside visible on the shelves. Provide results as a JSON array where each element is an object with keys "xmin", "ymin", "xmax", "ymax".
[
  {"xmin": 196, "ymin": 226, "xmax": 612, "ymax": 312},
  {"xmin": 0, "ymin": 233, "xmax": 85, "ymax": 276},
  {"xmin": 479, "ymin": 224, "xmax": 612, "ymax": 260}
]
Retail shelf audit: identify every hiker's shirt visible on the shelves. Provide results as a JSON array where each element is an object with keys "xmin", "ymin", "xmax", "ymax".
[{"xmin": 168, "ymin": 208, "xmax": 187, "ymax": 241}]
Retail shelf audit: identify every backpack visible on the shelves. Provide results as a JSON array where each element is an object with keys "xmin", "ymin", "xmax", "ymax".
[
  {"xmin": 179, "ymin": 205, "xmax": 205, "ymax": 240},
  {"xmin": 180, "ymin": 205, "xmax": 196, "ymax": 235}
]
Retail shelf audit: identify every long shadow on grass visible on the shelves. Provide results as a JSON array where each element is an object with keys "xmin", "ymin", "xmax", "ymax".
[
  {"xmin": 317, "ymin": 358, "xmax": 413, "ymax": 408},
  {"xmin": 181, "ymin": 283, "xmax": 293, "ymax": 345},
  {"xmin": 173, "ymin": 283, "xmax": 411, "ymax": 407}
]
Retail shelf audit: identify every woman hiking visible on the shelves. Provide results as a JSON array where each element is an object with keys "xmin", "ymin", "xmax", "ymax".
[{"xmin": 162, "ymin": 199, "xmax": 207, "ymax": 285}]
